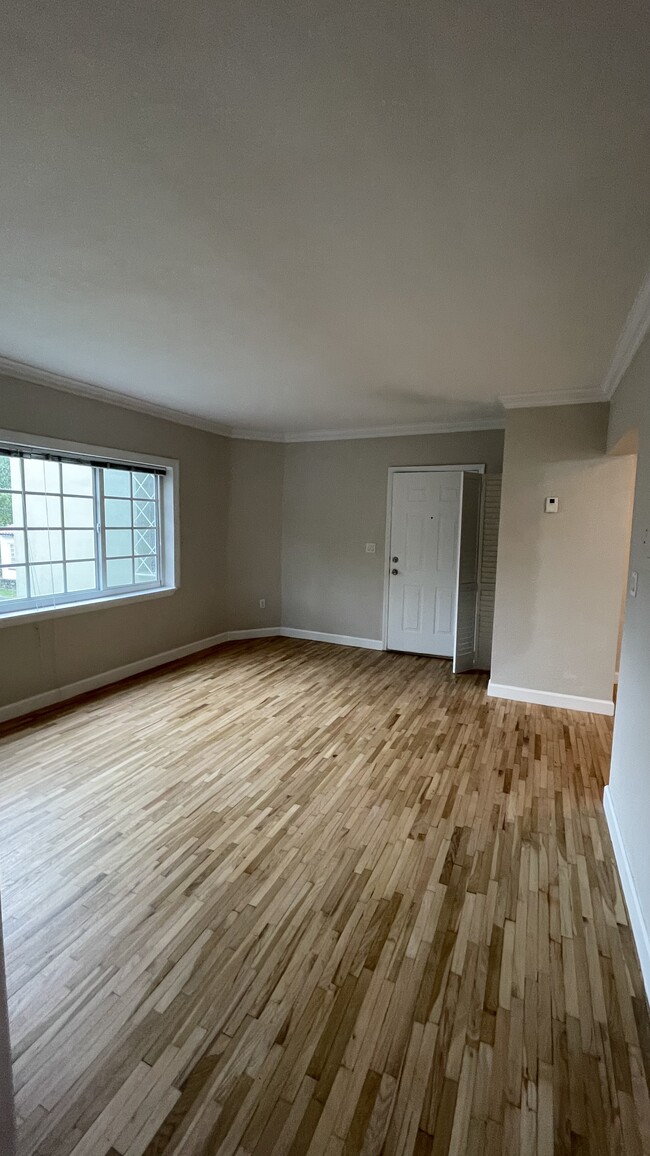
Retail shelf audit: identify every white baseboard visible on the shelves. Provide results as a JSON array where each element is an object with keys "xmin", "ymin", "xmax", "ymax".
[
  {"xmin": 226, "ymin": 627, "xmax": 281, "ymax": 641},
  {"xmin": 224, "ymin": 627, "xmax": 383, "ymax": 650},
  {"xmin": 0, "ymin": 626, "xmax": 387, "ymax": 724},
  {"xmin": 487, "ymin": 680, "xmax": 615, "ymax": 716},
  {"xmin": 280, "ymin": 627, "xmax": 383, "ymax": 650},
  {"xmin": 603, "ymin": 786, "xmax": 650, "ymax": 1000},
  {"xmin": 0, "ymin": 632, "xmax": 234, "ymax": 725}
]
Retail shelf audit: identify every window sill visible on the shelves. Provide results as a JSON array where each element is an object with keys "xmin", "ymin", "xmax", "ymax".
[{"xmin": 0, "ymin": 586, "xmax": 177, "ymax": 629}]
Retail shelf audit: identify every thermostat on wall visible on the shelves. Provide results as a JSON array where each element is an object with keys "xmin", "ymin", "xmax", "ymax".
[{"xmin": 544, "ymin": 496, "xmax": 559, "ymax": 514}]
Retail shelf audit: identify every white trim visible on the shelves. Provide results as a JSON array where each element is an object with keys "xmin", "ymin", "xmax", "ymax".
[
  {"xmin": 227, "ymin": 627, "xmax": 281, "ymax": 640},
  {"xmin": 0, "ymin": 631, "xmax": 231, "ymax": 724},
  {"xmin": 229, "ymin": 429, "xmax": 290, "ymax": 443},
  {"xmin": 0, "ymin": 356, "xmax": 232, "ymax": 438},
  {"xmin": 0, "ymin": 354, "xmax": 506, "ymax": 442},
  {"xmin": 600, "ymin": 267, "xmax": 650, "ymax": 401},
  {"xmin": 603, "ymin": 786, "xmax": 650, "ymax": 999},
  {"xmin": 382, "ymin": 464, "xmax": 486, "ymax": 651},
  {"xmin": 0, "ymin": 627, "xmax": 391, "ymax": 723},
  {"xmin": 501, "ymin": 263, "xmax": 650, "ymax": 411},
  {"xmin": 487, "ymin": 680, "xmax": 615, "ymax": 715},
  {"xmin": 280, "ymin": 628, "xmax": 383, "ymax": 650},
  {"xmin": 0, "ymin": 586, "xmax": 177, "ymax": 628},
  {"xmin": 384, "ymin": 464, "xmax": 486, "ymax": 475},
  {"xmin": 6, "ymin": 267, "xmax": 650, "ymax": 439},
  {"xmin": 0, "ymin": 427, "xmax": 180, "ymax": 615},
  {"xmin": 499, "ymin": 387, "xmax": 605, "ymax": 409},
  {"xmin": 234, "ymin": 419, "xmax": 505, "ymax": 442},
  {"xmin": 0, "ymin": 426, "xmax": 178, "ymax": 473}
]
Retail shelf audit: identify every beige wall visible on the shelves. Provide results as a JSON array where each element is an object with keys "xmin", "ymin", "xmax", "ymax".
[
  {"xmin": 226, "ymin": 439, "xmax": 284, "ymax": 630},
  {"xmin": 0, "ymin": 373, "xmax": 230, "ymax": 706},
  {"xmin": 606, "ymin": 331, "xmax": 650, "ymax": 989},
  {"xmin": 491, "ymin": 404, "xmax": 635, "ymax": 705},
  {"xmin": 0, "ymin": 376, "xmax": 505, "ymax": 710},
  {"xmin": 1, "ymin": 380, "xmax": 632, "ymax": 717},
  {"xmin": 281, "ymin": 430, "xmax": 504, "ymax": 640}
]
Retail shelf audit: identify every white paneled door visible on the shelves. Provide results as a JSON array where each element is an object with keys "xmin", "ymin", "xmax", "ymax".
[{"xmin": 386, "ymin": 470, "xmax": 462, "ymax": 657}]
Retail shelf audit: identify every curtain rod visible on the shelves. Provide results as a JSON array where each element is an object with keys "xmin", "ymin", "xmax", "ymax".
[{"xmin": 0, "ymin": 445, "xmax": 166, "ymax": 476}]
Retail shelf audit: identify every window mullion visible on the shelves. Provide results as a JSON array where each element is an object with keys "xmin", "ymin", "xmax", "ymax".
[
  {"xmin": 156, "ymin": 473, "xmax": 163, "ymax": 585},
  {"xmin": 19, "ymin": 458, "xmax": 31, "ymax": 601},
  {"xmin": 95, "ymin": 468, "xmax": 107, "ymax": 592},
  {"xmin": 58, "ymin": 462, "xmax": 68, "ymax": 595}
]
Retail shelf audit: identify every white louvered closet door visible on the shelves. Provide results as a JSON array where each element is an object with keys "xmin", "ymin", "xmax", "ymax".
[{"xmin": 452, "ymin": 472, "xmax": 482, "ymax": 674}]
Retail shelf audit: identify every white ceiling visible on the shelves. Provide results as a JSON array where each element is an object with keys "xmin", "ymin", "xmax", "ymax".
[{"xmin": 2, "ymin": 1, "xmax": 650, "ymax": 435}]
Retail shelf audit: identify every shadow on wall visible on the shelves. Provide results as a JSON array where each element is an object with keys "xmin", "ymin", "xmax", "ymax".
[
  {"xmin": 492, "ymin": 402, "xmax": 637, "ymax": 704},
  {"xmin": 524, "ymin": 457, "xmax": 634, "ymax": 698}
]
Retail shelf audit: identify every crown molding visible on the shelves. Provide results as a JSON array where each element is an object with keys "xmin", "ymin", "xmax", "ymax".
[
  {"xmin": 230, "ymin": 428, "xmax": 287, "ymax": 442},
  {"xmin": 600, "ymin": 266, "xmax": 650, "ymax": 401},
  {"xmin": 476, "ymin": 266, "xmax": 650, "ymax": 412},
  {"xmin": 4, "ymin": 265, "xmax": 650, "ymax": 441},
  {"xmin": 0, "ymin": 355, "xmax": 233, "ymax": 437},
  {"xmin": 244, "ymin": 417, "xmax": 506, "ymax": 443},
  {"xmin": 288, "ymin": 417, "xmax": 507, "ymax": 441},
  {"xmin": 0, "ymin": 355, "xmax": 505, "ymax": 443},
  {"xmin": 499, "ymin": 387, "xmax": 606, "ymax": 410}
]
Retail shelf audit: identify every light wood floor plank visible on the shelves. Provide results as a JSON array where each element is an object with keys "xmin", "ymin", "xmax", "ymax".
[{"xmin": 0, "ymin": 638, "xmax": 648, "ymax": 1155}]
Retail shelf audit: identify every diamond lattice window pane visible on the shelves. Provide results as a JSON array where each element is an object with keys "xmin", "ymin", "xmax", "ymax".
[
  {"xmin": 134, "ymin": 556, "xmax": 157, "ymax": 584},
  {"xmin": 132, "ymin": 473, "xmax": 155, "ymax": 499},
  {"xmin": 133, "ymin": 501, "xmax": 156, "ymax": 528},
  {"xmin": 134, "ymin": 529, "xmax": 156, "ymax": 555}
]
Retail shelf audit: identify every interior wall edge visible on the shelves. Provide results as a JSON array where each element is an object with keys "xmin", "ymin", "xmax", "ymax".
[
  {"xmin": 2, "ymin": 627, "xmax": 623, "ymax": 729},
  {"xmin": 487, "ymin": 680, "xmax": 615, "ymax": 716},
  {"xmin": 0, "ymin": 630, "xmax": 233, "ymax": 725},
  {"xmin": 0, "ymin": 627, "xmax": 393, "ymax": 724},
  {"xmin": 280, "ymin": 627, "xmax": 383, "ymax": 650}
]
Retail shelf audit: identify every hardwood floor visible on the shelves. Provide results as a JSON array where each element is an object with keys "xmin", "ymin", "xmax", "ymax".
[{"xmin": 0, "ymin": 638, "xmax": 648, "ymax": 1156}]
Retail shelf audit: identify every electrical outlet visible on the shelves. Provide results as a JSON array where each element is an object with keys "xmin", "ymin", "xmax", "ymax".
[
  {"xmin": 259, "ymin": 598, "xmax": 266, "ymax": 609},
  {"xmin": 365, "ymin": 543, "xmax": 376, "ymax": 554}
]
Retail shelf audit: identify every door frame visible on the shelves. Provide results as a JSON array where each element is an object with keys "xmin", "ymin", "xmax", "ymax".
[{"xmin": 381, "ymin": 464, "xmax": 486, "ymax": 651}]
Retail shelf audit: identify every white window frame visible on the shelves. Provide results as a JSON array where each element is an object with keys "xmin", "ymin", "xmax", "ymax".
[{"xmin": 0, "ymin": 430, "xmax": 179, "ymax": 627}]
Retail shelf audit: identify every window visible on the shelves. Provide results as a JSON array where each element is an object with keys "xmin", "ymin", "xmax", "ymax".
[{"xmin": 0, "ymin": 441, "xmax": 174, "ymax": 617}]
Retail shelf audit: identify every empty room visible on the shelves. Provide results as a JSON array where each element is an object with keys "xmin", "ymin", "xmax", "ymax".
[{"xmin": 1, "ymin": 3, "xmax": 649, "ymax": 1155}]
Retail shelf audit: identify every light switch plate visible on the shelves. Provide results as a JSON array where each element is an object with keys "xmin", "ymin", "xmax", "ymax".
[{"xmin": 544, "ymin": 497, "xmax": 559, "ymax": 514}]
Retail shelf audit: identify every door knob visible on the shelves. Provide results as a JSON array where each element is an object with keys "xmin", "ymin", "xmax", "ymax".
[{"xmin": 391, "ymin": 568, "xmax": 398, "ymax": 575}]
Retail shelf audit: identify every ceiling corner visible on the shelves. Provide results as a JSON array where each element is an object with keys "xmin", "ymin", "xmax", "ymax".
[{"xmin": 600, "ymin": 266, "xmax": 650, "ymax": 402}]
